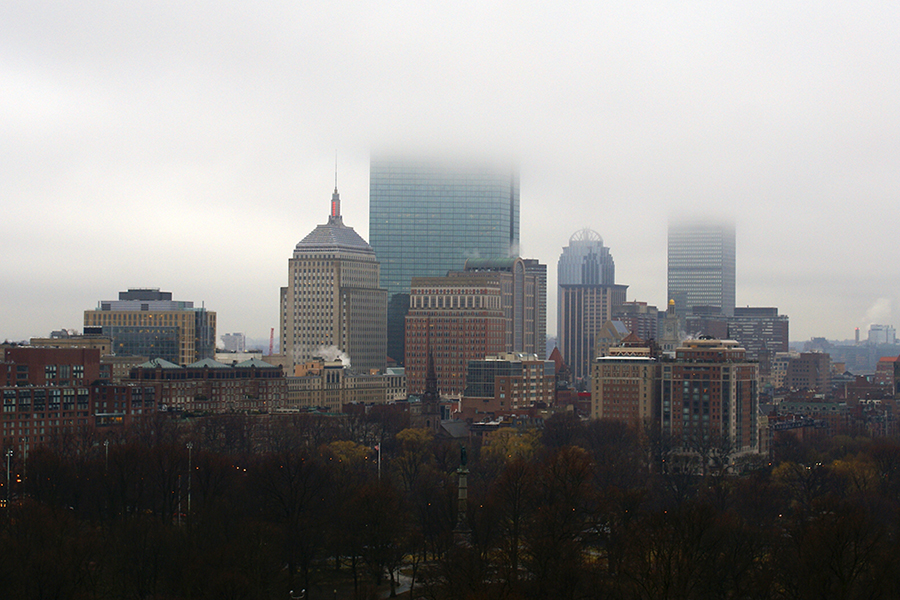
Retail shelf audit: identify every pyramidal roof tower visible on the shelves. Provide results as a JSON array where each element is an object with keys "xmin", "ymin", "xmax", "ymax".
[
  {"xmin": 293, "ymin": 186, "xmax": 375, "ymax": 257},
  {"xmin": 280, "ymin": 182, "xmax": 387, "ymax": 378}
]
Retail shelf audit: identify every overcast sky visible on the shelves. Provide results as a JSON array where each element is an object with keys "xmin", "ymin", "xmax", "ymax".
[{"xmin": 2, "ymin": 1, "xmax": 899, "ymax": 344}]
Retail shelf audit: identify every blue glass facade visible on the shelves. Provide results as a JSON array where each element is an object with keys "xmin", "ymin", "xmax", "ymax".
[
  {"xmin": 370, "ymin": 158, "xmax": 520, "ymax": 364},
  {"xmin": 369, "ymin": 158, "xmax": 520, "ymax": 297}
]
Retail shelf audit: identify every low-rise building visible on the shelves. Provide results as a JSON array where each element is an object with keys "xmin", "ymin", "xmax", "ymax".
[
  {"xmin": 459, "ymin": 353, "xmax": 555, "ymax": 422},
  {"xmin": 283, "ymin": 360, "xmax": 407, "ymax": 411},
  {"xmin": 127, "ymin": 357, "xmax": 285, "ymax": 413},
  {"xmin": 1, "ymin": 347, "xmax": 154, "ymax": 453}
]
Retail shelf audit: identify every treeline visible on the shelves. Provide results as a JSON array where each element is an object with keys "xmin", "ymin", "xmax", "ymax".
[{"xmin": 5, "ymin": 412, "xmax": 900, "ymax": 599}]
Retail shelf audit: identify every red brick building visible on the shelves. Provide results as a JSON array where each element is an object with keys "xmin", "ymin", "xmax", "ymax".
[
  {"xmin": 3, "ymin": 347, "xmax": 101, "ymax": 387},
  {"xmin": 405, "ymin": 276, "xmax": 507, "ymax": 396},
  {"xmin": 1, "ymin": 347, "xmax": 149, "ymax": 453},
  {"xmin": 660, "ymin": 339, "xmax": 759, "ymax": 455},
  {"xmin": 874, "ymin": 355, "xmax": 900, "ymax": 396},
  {"xmin": 786, "ymin": 352, "xmax": 831, "ymax": 393}
]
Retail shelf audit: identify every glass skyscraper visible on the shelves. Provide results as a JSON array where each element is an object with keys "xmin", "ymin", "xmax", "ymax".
[
  {"xmin": 369, "ymin": 157, "xmax": 520, "ymax": 363},
  {"xmin": 556, "ymin": 229, "xmax": 626, "ymax": 380},
  {"xmin": 667, "ymin": 220, "xmax": 736, "ymax": 317}
]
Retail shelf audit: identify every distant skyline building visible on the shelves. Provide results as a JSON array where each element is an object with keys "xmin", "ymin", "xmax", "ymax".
[
  {"xmin": 280, "ymin": 187, "xmax": 387, "ymax": 373},
  {"xmin": 868, "ymin": 324, "xmax": 896, "ymax": 346},
  {"xmin": 667, "ymin": 220, "xmax": 736, "ymax": 317},
  {"xmin": 557, "ymin": 229, "xmax": 626, "ymax": 380},
  {"xmin": 221, "ymin": 332, "xmax": 246, "ymax": 353},
  {"xmin": 613, "ymin": 301, "xmax": 659, "ymax": 341},
  {"xmin": 83, "ymin": 288, "xmax": 216, "ymax": 366},
  {"xmin": 557, "ymin": 229, "xmax": 615, "ymax": 286},
  {"xmin": 369, "ymin": 156, "xmax": 520, "ymax": 364}
]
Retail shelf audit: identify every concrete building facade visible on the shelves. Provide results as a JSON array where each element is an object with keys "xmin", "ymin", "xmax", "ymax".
[
  {"xmin": 591, "ymin": 347, "xmax": 659, "ymax": 427},
  {"xmin": 282, "ymin": 360, "xmax": 406, "ymax": 412},
  {"xmin": 280, "ymin": 188, "xmax": 387, "ymax": 373}
]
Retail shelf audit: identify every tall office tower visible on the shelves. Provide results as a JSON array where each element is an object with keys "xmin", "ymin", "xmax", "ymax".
[
  {"xmin": 667, "ymin": 220, "xmax": 736, "ymax": 317},
  {"xmin": 370, "ymin": 157, "xmax": 520, "ymax": 364},
  {"xmin": 557, "ymin": 229, "xmax": 615, "ymax": 286},
  {"xmin": 460, "ymin": 257, "xmax": 547, "ymax": 358},
  {"xmin": 84, "ymin": 288, "xmax": 216, "ymax": 365},
  {"xmin": 280, "ymin": 187, "xmax": 387, "ymax": 373},
  {"xmin": 405, "ymin": 274, "xmax": 507, "ymax": 395},
  {"xmin": 661, "ymin": 339, "xmax": 759, "ymax": 456},
  {"xmin": 557, "ymin": 229, "xmax": 627, "ymax": 380}
]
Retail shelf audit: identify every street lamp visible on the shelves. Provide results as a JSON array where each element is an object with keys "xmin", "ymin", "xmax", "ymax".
[
  {"xmin": 186, "ymin": 442, "xmax": 193, "ymax": 517},
  {"xmin": 5, "ymin": 449, "xmax": 12, "ymax": 506},
  {"xmin": 104, "ymin": 439, "xmax": 109, "ymax": 473}
]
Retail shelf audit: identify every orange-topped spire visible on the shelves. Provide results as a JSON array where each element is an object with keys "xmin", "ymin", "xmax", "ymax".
[
  {"xmin": 331, "ymin": 187, "xmax": 340, "ymax": 218},
  {"xmin": 331, "ymin": 152, "xmax": 341, "ymax": 218}
]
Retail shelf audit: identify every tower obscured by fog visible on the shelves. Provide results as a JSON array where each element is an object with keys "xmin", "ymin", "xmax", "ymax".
[
  {"xmin": 558, "ymin": 229, "xmax": 615, "ymax": 286},
  {"xmin": 369, "ymin": 156, "xmax": 520, "ymax": 364},
  {"xmin": 557, "ymin": 229, "xmax": 626, "ymax": 381},
  {"xmin": 667, "ymin": 220, "xmax": 735, "ymax": 317}
]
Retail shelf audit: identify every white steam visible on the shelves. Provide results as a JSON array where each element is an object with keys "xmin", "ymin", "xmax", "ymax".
[{"xmin": 315, "ymin": 345, "xmax": 351, "ymax": 368}]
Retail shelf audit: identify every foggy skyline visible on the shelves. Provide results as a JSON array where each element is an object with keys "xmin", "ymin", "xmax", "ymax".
[{"xmin": 3, "ymin": 1, "xmax": 899, "ymax": 343}]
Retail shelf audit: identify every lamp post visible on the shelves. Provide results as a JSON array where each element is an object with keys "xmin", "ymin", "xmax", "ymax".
[
  {"xmin": 186, "ymin": 442, "xmax": 193, "ymax": 518},
  {"xmin": 5, "ymin": 449, "xmax": 12, "ymax": 506},
  {"xmin": 104, "ymin": 439, "xmax": 109, "ymax": 473}
]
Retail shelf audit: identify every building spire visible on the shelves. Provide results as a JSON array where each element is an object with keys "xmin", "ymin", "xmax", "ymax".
[
  {"xmin": 331, "ymin": 188, "xmax": 341, "ymax": 218},
  {"xmin": 331, "ymin": 153, "xmax": 341, "ymax": 219}
]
